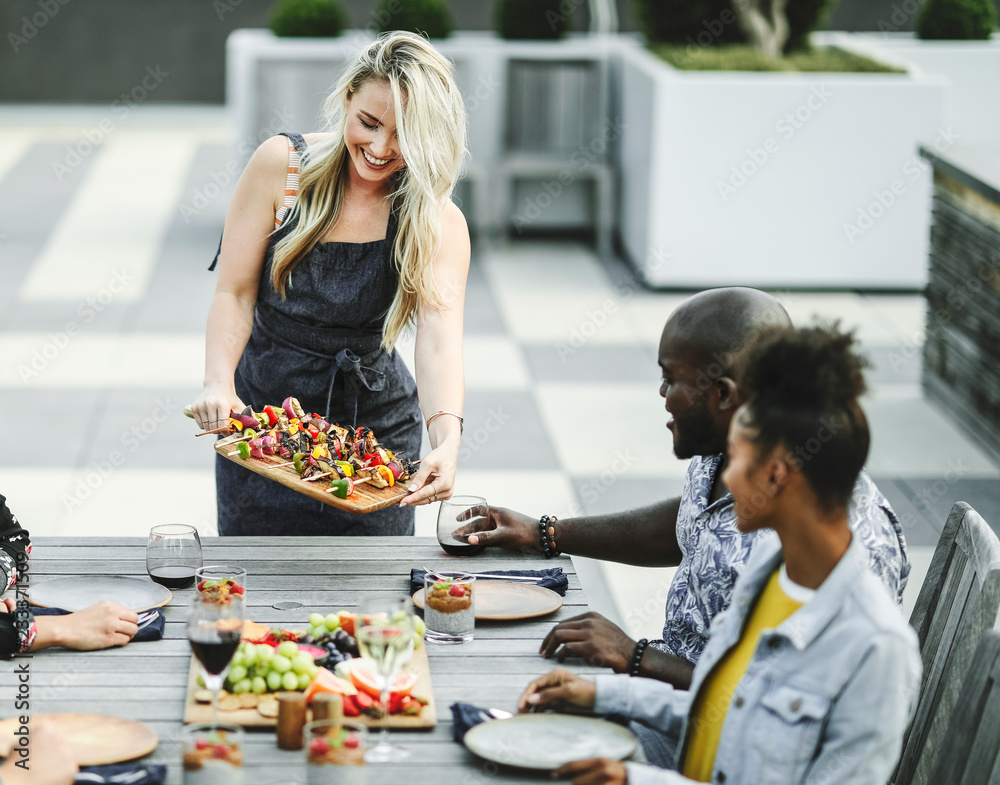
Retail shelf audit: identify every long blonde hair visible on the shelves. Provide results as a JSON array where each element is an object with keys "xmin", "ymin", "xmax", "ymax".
[{"xmin": 270, "ymin": 31, "xmax": 467, "ymax": 351}]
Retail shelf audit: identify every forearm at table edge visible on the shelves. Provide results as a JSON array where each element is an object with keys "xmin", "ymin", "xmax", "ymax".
[
  {"xmin": 639, "ymin": 647, "xmax": 696, "ymax": 690},
  {"xmin": 594, "ymin": 674, "xmax": 690, "ymax": 739},
  {"xmin": 556, "ymin": 497, "xmax": 683, "ymax": 566}
]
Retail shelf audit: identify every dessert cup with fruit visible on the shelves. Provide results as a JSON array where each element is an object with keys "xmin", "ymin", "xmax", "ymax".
[
  {"xmin": 423, "ymin": 572, "xmax": 475, "ymax": 644},
  {"xmin": 305, "ymin": 719, "xmax": 367, "ymax": 783},
  {"xmin": 195, "ymin": 565, "xmax": 247, "ymax": 606},
  {"xmin": 182, "ymin": 724, "xmax": 244, "ymax": 785}
]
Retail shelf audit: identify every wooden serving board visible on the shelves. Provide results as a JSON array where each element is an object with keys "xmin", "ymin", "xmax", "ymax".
[
  {"xmin": 214, "ymin": 433, "xmax": 407, "ymax": 514},
  {"xmin": 0, "ymin": 713, "xmax": 157, "ymax": 766},
  {"xmin": 183, "ymin": 644, "xmax": 436, "ymax": 729}
]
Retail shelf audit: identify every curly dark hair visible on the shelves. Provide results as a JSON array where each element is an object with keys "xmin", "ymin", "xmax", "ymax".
[{"xmin": 739, "ymin": 322, "xmax": 871, "ymax": 510}]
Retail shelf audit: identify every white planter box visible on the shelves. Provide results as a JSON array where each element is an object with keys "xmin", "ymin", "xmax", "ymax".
[
  {"xmin": 617, "ymin": 40, "xmax": 946, "ymax": 289},
  {"xmin": 829, "ymin": 32, "xmax": 1000, "ymax": 147}
]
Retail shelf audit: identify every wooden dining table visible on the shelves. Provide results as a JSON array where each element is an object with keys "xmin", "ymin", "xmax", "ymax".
[{"xmin": 7, "ymin": 536, "xmax": 609, "ymax": 784}]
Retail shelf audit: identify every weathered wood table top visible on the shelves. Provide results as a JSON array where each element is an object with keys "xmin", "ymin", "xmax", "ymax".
[{"xmin": 5, "ymin": 536, "xmax": 604, "ymax": 784}]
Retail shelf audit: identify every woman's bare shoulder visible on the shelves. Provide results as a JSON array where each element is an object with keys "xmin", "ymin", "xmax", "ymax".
[{"xmin": 303, "ymin": 132, "xmax": 336, "ymax": 147}]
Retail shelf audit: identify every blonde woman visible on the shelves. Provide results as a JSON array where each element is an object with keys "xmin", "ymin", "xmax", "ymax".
[{"xmin": 191, "ymin": 32, "xmax": 469, "ymax": 535}]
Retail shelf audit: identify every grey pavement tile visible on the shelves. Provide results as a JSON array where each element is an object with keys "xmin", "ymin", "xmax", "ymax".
[
  {"xmin": 463, "ymin": 254, "xmax": 506, "ymax": 335},
  {"xmin": 570, "ymin": 475, "xmax": 685, "ymax": 517},
  {"xmin": 868, "ymin": 476, "xmax": 942, "ymax": 548},
  {"xmin": 523, "ymin": 344, "xmax": 660, "ymax": 383},
  {"xmin": 2, "ymin": 300, "xmax": 139, "ymax": 334},
  {"xmin": 0, "ymin": 388, "xmax": 104, "ymax": 468},
  {"xmin": 863, "ymin": 345, "xmax": 923, "ymax": 387},
  {"xmin": 458, "ymin": 390, "xmax": 559, "ymax": 470},
  {"xmin": 78, "ymin": 387, "xmax": 212, "ymax": 472},
  {"xmin": 0, "ymin": 142, "xmax": 98, "ymax": 320},
  {"xmin": 895, "ymin": 477, "xmax": 1000, "ymax": 539}
]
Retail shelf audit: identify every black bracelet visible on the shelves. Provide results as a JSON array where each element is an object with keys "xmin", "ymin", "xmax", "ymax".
[
  {"xmin": 538, "ymin": 515, "xmax": 560, "ymax": 558},
  {"xmin": 629, "ymin": 638, "xmax": 649, "ymax": 676}
]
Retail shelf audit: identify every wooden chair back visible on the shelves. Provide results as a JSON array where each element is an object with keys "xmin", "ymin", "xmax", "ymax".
[{"xmin": 892, "ymin": 501, "xmax": 1000, "ymax": 785}]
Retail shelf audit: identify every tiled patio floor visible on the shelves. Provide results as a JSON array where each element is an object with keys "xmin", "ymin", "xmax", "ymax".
[{"xmin": 1, "ymin": 106, "xmax": 998, "ymax": 638}]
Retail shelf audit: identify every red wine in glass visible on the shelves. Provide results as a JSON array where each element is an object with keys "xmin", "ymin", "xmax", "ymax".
[
  {"xmin": 149, "ymin": 566, "xmax": 197, "ymax": 589},
  {"xmin": 190, "ymin": 628, "xmax": 241, "ymax": 676},
  {"xmin": 436, "ymin": 497, "xmax": 488, "ymax": 557}
]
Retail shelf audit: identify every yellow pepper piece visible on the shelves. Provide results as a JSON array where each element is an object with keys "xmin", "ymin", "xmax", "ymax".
[{"xmin": 334, "ymin": 461, "xmax": 354, "ymax": 477}]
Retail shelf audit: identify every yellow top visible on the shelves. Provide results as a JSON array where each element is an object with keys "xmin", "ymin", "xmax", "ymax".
[{"xmin": 681, "ymin": 570, "xmax": 804, "ymax": 782}]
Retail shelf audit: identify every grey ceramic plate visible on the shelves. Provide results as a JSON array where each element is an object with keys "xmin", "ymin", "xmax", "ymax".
[
  {"xmin": 464, "ymin": 714, "xmax": 638, "ymax": 770},
  {"xmin": 412, "ymin": 580, "xmax": 563, "ymax": 620},
  {"xmin": 27, "ymin": 575, "xmax": 172, "ymax": 612}
]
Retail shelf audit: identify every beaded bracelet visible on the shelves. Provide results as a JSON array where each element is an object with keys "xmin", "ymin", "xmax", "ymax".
[
  {"xmin": 629, "ymin": 638, "xmax": 649, "ymax": 677},
  {"xmin": 539, "ymin": 515, "xmax": 560, "ymax": 558}
]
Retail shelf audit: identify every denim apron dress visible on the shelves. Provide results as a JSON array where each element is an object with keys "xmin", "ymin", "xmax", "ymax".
[{"xmin": 211, "ymin": 133, "xmax": 421, "ymax": 536}]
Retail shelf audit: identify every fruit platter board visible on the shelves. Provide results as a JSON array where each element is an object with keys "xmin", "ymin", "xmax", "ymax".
[
  {"xmin": 203, "ymin": 396, "xmax": 414, "ymax": 514},
  {"xmin": 183, "ymin": 614, "xmax": 436, "ymax": 730}
]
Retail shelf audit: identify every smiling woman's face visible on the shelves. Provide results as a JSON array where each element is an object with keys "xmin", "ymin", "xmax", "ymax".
[{"xmin": 344, "ymin": 79, "xmax": 407, "ymax": 184}]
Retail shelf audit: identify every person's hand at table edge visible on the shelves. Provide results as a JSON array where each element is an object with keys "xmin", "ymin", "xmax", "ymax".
[
  {"xmin": 33, "ymin": 601, "xmax": 138, "ymax": 652},
  {"xmin": 398, "ymin": 440, "xmax": 458, "ymax": 507},
  {"xmin": 557, "ymin": 758, "xmax": 628, "ymax": 785},
  {"xmin": 539, "ymin": 612, "xmax": 634, "ymax": 672},
  {"xmin": 516, "ymin": 667, "xmax": 596, "ymax": 714},
  {"xmin": 451, "ymin": 506, "xmax": 541, "ymax": 553}
]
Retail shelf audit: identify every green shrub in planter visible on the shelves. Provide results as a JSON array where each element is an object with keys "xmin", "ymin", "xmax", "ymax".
[
  {"xmin": 270, "ymin": 0, "xmax": 347, "ymax": 37},
  {"xmin": 917, "ymin": 0, "xmax": 997, "ymax": 39},
  {"xmin": 632, "ymin": 0, "xmax": 745, "ymax": 46},
  {"xmin": 375, "ymin": 0, "xmax": 453, "ymax": 38},
  {"xmin": 495, "ymin": 0, "xmax": 572, "ymax": 40},
  {"xmin": 784, "ymin": 0, "xmax": 837, "ymax": 53}
]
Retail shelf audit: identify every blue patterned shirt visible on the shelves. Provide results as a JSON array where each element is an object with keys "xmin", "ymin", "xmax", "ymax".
[{"xmin": 653, "ymin": 455, "xmax": 910, "ymax": 664}]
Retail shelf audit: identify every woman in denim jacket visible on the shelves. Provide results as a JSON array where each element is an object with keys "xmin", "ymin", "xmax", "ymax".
[{"xmin": 517, "ymin": 324, "xmax": 921, "ymax": 785}]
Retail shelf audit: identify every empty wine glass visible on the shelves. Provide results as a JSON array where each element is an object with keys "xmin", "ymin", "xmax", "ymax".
[
  {"xmin": 356, "ymin": 596, "xmax": 415, "ymax": 763},
  {"xmin": 146, "ymin": 524, "xmax": 202, "ymax": 589}
]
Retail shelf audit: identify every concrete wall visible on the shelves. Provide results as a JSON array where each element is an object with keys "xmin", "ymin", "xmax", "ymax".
[{"xmin": 2, "ymin": 0, "xmax": 998, "ymax": 104}]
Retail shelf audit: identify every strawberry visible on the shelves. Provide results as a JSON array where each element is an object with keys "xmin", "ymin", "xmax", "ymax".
[
  {"xmin": 343, "ymin": 732, "xmax": 361, "ymax": 749},
  {"xmin": 388, "ymin": 693, "xmax": 403, "ymax": 714},
  {"xmin": 197, "ymin": 580, "xmax": 208, "ymax": 591},
  {"xmin": 231, "ymin": 584, "xmax": 245, "ymax": 596},
  {"xmin": 211, "ymin": 744, "xmax": 229, "ymax": 759},
  {"xmin": 354, "ymin": 691, "xmax": 374, "ymax": 710},
  {"xmin": 448, "ymin": 584, "xmax": 465, "ymax": 597},
  {"xmin": 341, "ymin": 694, "xmax": 360, "ymax": 717},
  {"xmin": 308, "ymin": 737, "xmax": 330, "ymax": 755},
  {"xmin": 194, "ymin": 739, "xmax": 211, "ymax": 750}
]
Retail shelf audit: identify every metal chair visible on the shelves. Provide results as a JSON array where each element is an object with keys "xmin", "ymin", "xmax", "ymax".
[
  {"xmin": 891, "ymin": 501, "xmax": 1000, "ymax": 785},
  {"xmin": 494, "ymin": 55, "xmax": 614, "ymax": 257},
  {"xmin": 927, "ymin": 628, "xmax": 1000, "ymax": 785}
]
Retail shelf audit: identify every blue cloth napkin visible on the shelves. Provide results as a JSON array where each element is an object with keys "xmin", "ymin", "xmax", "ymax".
[
  {"xmin": 410, "ymin": 568, "xmax": 567, "ymax": 598},
  {"xmin": 74, "ymin": 763, "xmax": 166, "ymax": 784},
  {"xmin": 33, "ymin": 607, "xmax": 166, "ymax": 642},
  {"xmin": 450, "ymin": 702, "xmax": 501, "ymax": 743}
]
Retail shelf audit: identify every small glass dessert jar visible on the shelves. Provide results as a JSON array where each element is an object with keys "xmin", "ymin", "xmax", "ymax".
[
  {"xmin": 181, "ymin": 724, "xmax": 244, "ymax": 785},
  {"xmin": 305, "ymin": 720, "xmax": 367, "ymax": 785},
  {"xmin": 423, "ymin": 571, "xmax": 475, "ymax": 644}
]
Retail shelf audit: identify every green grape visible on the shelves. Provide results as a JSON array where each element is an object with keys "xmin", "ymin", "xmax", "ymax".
[
  {"xmin": 251, "ymin": 676, "xmax": 267, "ymax": 695},
  {"xmin": 242, "ymin": 645, "xmax": 257, "ymax": 666},
  {"xmin": 232, "ymin": 678, "xmax": 252, "ymax": 695},
  {"xmin": 325, "ymin": 613, "xmax": 339, "ymax": 629},
  {"xmin": 230, "ymin": 665, "xmax": 249, "ymax": 683},
  {"xmin": 297, "ymin": 672, "xmax": 311, "ymax": 690},
  {"xmin": 277, "ymin": 641, "xmax": 299, "ymax": 659},
  {"xmin": 292, "ymin": 653, "xmax": 313, "ymax": 675},
  {"xmin": 391, "ymin": 609, "xmax": 407, "ymax": 622},
  {"xmin": 257, "ymin": 644, "xmax": 275, "ymax": 661},
  {"xmin": 313, "ymin": 625, "xmax": 327, "ymax": 637},
  {"xmin": 230, "ymin": 652, "xmax": 245, "ymax": 669},
  {"xmin": 413, "ymin": 616, "xmax": 426, "ymax": 637},
  {"xmin": 197, "ymin": 673, "xmax": 206, "ymax": 688},
  {"xmin": 281, "ymin": 671, "xmax": 299, "ymax": 691},
  {"xmin": 306, "ymin": 664, "xmax": 319, "ymax": 678},
  {"xmin": 266, "ymin": 671, "xmax": 283, "ymax": 691},
  {"xmin": 309, "ymin": 613, "xmax": 325, "ymax": 627},
  {"xmin": 272, "ymin": 654, "xmax": 292, "ymax": 674}
]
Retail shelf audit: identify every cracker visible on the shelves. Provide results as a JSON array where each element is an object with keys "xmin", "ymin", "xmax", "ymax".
[
  {"xmin": 193, "ymin": 689, "xmax": 214, "ymax": 704},
  {"xmin": 219, "ymin": 694, "xmax": 242, "ymax": 712},
  {"xmin": 257, "ymin": 697, "xmax": 279, "ymax": 718},
  {"xmin": 239, "ymin": 693, "xmax": 260, "ymax": 709}
]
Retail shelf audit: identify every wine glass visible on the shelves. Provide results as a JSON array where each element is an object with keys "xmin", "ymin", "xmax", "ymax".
[
  {"xmin": 147, "ymin": 524, "xmax": 202, "ymax": 589},
  {"xmin": 188, "ymin": 592, "xmax": 245, "ymax": 725},
  {"xmin": 356, "ymin": 596, "xmax": 415, "ymax": 763},
  {"xmin": 437, "ymin": 496, "xmax": 488, "ymax": 556}
]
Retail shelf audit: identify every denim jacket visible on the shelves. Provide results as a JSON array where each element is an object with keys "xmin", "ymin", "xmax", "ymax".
[{"xmin": 595, "ymin": 533, "xmax": 921, "ymax": 785}]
